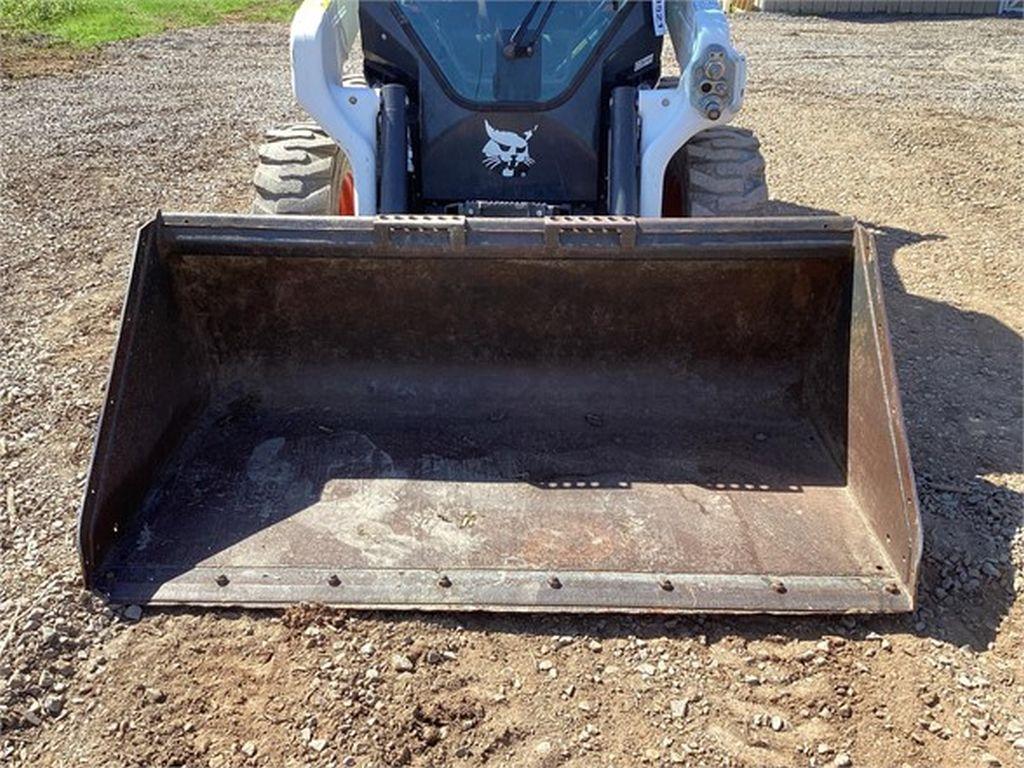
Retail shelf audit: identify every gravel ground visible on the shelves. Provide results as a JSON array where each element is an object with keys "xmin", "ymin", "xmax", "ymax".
[{"xmin": 1, "ymin": 13, "xmax": 1022, "ymax": 768}]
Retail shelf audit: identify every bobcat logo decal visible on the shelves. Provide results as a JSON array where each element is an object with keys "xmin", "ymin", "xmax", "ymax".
[{"xmin": 481, "ymin": 120, "xmax": 537, "ymax": 178}]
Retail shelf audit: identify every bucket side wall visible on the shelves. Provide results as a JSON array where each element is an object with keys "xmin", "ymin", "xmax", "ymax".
[
  {"xmin": 846, "ymin": 227, "xmax": 921, "ymax": 595},
  {"xmin": 78, "ymin": 224, "xmax": 210, "ymax": 584}
]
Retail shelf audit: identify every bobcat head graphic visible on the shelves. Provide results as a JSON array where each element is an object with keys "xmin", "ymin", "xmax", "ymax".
[{"xmin": 481, "ymin": 120, "xmax": 537, "ymax": 178}]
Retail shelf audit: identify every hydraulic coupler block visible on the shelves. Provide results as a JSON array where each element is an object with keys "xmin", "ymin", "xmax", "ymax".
[{"xmin": 691, "ymin": 44, "xmax": 740, "ymax": 122}]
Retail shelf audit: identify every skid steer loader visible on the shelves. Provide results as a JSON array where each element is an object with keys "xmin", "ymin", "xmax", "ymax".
[{"xmin": 78, "ymin": 0, "xmax": 921, "ymax": 613}]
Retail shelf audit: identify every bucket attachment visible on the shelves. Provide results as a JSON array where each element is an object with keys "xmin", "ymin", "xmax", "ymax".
[{"xmin": 79, "ymin": 214, "xmax": 920, "ymax": 613}]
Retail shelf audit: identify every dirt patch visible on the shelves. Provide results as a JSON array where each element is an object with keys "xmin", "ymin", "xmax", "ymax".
[
  {"xmin": 1, "ymin": 15, "xmax": 1022, "ymax": 768},
  {"xmin": 0, "ymin": 35, "xmax": 97, "ymax": 79}
]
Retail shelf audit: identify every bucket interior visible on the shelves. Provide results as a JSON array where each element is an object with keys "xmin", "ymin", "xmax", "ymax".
[{"xmin": 82, "ymin": 218, "xmax": 916, "ymax": 611}]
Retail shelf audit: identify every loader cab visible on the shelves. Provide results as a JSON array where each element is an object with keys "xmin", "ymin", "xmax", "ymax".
[{"xmin": 359, "ymin": 0, "xmax": 663, "ymax": 214}]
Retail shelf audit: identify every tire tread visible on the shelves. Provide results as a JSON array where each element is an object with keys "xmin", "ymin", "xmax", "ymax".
[
  {"xmin": 252, "ymin": 122, "xmax": 346, "ymax": 215},
  {"xmin": 684, "ymin": 127, "xmax": 769, "ymax": 217}
]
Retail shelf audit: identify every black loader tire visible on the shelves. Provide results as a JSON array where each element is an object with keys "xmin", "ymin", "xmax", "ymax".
[
  {"xmin": 252, "ymin": 123, "xmax": 349, "ymax": 215},
  {"xmin": 684, "ymin": 126, "xmax": 768, "ymax": 217}
]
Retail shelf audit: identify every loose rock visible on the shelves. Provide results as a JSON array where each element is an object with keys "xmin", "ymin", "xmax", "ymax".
[
  {"xmin": 43, "ymin": 695, "xmax": 63, "ymax": 717},
  {"xmin": 391, "ymin": 654, "xmax": 414, "ymax": 673},
  {"xmin": 123, "ymin": 605, "xmax": 143, "ymax": 622}
]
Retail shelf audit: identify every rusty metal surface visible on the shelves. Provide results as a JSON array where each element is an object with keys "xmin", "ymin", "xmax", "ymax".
[
  {"xmin": 104, "ymin": 567, "xmax": 910, "ymax": 614},
  {"xmin": 845, "ymin": 227, "xmax": 922, "ymax": 588},
  {"xmin": 78, "ymin": 214, "xmax": 920, "ymax": 613}
]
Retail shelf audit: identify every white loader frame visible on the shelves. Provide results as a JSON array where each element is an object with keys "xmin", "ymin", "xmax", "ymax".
[
  {"xmin": 639, "ymin": 1, "xmax": 746, "ymax": 215},
  {"xmin": 291, "ymin": 0, "xmax": 379, "ymax": 215},
  {"xmin": 290, "ymin": 0, "xmax": 747, "ymax": 218}
]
